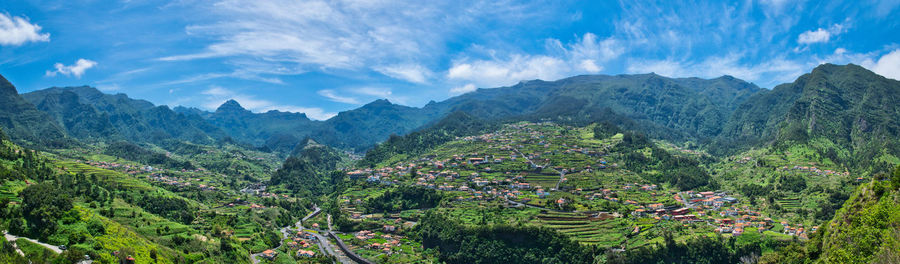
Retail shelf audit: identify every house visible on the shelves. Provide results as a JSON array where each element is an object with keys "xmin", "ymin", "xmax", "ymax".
[
  {"xmin": 536, "ymin": 189, "xmax": 550, "ymax": 198},
  {"xmin": 347, "ymin": 170, "xmax": 368, "ymax": 179},
  {"xmin": 297, "ymin": 250, "xmax": 316, "ymax": 257},
  {"xmin": 261, "ymin": 249, "xmax": 277, "ymax": 260},
  {"xmin": 556, "ymin": 198, "xmax": 566, "ymax": 205},
  {"xmin": 383, "ymin": 225, "xmax": 397, "ymax": 233},
  {"xmin": 671, "ymin": 208, "xmax": 690, "ymax": 215},
  {"xmin": 632, "ymin": 209, "xmax": 646, "ymax": 217}
]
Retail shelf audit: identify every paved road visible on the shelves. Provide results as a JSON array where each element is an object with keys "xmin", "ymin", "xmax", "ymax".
[
  {"xmin": 300, "ymin": 212, "xmax": 353, "ymax": 264},
  {"xmin": 251, "ymin": 206, "xmax": 322, "ymax": 264},
  {"xmin": 251, "ymin": 206, "xmax": 355, "ymax": 264},
  {"xmin": 3, "ymin": 230, "xmax": 64, "ymax": 254}
]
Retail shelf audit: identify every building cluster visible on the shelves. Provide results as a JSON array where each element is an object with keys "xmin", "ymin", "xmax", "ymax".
[{"xmin": 286, "ymin": 231, "xmax": 317, "ymax": 258}]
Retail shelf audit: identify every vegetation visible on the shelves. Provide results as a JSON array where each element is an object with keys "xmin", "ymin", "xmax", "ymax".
[
  {"xmin": 360, "ymin": 111, "xmax": 496, "ymax": 167},
  {"xmin": 0, "ymin": 64, "xmax": 899, "ymax": 263},
  {"xmin": 365, "ymin": 186, "xmax": 443, "ymax": 213},
  {"xmin": 417, "ymin": 212, "xmax": 598, "ymax": 264},
  {"xmin": 612, "ymin": 130, "xmax": 714, "ymax": 190},
  {"xmin": 104, "ymin": 141, "xmax": 195, "ymax": 170},
  {"xmin": 611, "ymin": 231, "xmax": 790, "ymax": 264},
  {"xmin": 762, "ymin": 166, "xmax": 900, "ymax": 264},
  {"xmin": 269, "ymin": 140, "xmax": 348, "ymax": 197}
]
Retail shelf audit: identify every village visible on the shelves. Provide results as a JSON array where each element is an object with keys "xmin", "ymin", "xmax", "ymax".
[
  {"xmin": 336, "ymin": 122, "xmax": 823, "ymax": 257},
  {"xmin": 68, "ymin": 122, "xmax": 837, "ymax": 263}
]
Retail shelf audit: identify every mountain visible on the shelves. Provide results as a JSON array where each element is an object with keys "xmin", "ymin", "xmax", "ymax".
[
  {"xmin": 162, "ymin": 73, "xmax": 761, "ymax": 154},
  {"xmin": 268, "ymin": 138, "xmax": 348, "ymax": 196},
  {"xmin": 760, "ymin": 167, "xmax": 900, "ymax": 264},
  {"xmin": 717, "ymin": 64, "xmax": 900, "ymax": 173},
  {"xmin": 359, "ymin": 111, "xmax": 497, "ymax": 167},
  {"xmin": 200, "ymin": 99, "xmax": 318, "ymax": 152},
  {"xmin": 422, "ymin": 74, "xmax": 762, "ymax": 142},
  {"xmin": 0, "ymin": 74, "xmax": 68, "ymax": 147},
  {"xmin": 178, "ymin": 98, "xmax": 442, "ymax": 154},
  {"xmin": 315, "ymin": 99, "xmax": 442, "ymax": 151},
  {"xmin": 22, "ymin": 86, "xmax": 226, "ymax": 145}
]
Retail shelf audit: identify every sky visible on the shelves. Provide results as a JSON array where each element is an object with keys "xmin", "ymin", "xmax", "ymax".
[{"xmin": 1, "ymin": 0, "xmax": 899, "ymax": 120}]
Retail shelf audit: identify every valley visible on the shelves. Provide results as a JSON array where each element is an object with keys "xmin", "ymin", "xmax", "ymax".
[{"xmin": 0, "ymin": 63, "xmax": 898, "ymax": 263}]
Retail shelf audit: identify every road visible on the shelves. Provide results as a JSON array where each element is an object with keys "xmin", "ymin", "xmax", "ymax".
[
  {"xmin": 3, "ymin": 230, "xmax": 64, "ymax": 254},
  {"xmin": 251, "ymin": 206, "xmax": 320, "ymax": 264},
  {"xmin": 514, "ymin": 148, "xmax": 561, "ymax": 190},
  {"xmin": 554, "ymin": 170, "xmax": 565, "ymax": 190},
  {"xmin": 251, "ymin": 206, "xmax": 354, "ymax": 264}
]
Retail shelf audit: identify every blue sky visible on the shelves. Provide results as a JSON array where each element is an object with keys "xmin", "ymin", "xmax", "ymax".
[{"xmin": 1, "ymin": 0, "xmax": 899, "ymax": 120}]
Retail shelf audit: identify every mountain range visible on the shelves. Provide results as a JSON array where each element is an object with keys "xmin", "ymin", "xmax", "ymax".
[
  {"xmin": 1, "ymin": 63, "xmax": 898, "ymax": 173},
  {"xmin": 1, "ymin": 63, "xmax": 899, "ymax": 264}
]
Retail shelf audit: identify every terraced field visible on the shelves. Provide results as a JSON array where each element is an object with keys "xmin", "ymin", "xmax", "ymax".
[
  {"xmin": 532, "ymin": 212, "xmax": 629, "ymax": 247},
  {"xmin": 776, "ymin": 197, "xmax": 802, "ymax": 210},
  {"xmin": 525, "ymin": 174, "xmax": 559, "ymax": 188}
]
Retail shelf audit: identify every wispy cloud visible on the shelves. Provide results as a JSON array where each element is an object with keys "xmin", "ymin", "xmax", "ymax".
[
  {"xmin": 797, "ymin": 23, "xmax": 847, "ymax": 44},
  {"xmin": 0, "ymin": 13, "xmax": 50, "ymax": 46},
  {"xmin": 199, "ymin": 86, "xmax": 336, "ymax": 120},
  {"xmin": 160, "ymin": 70, "xmax": 284, "ymax": 86},
  {"xmin": 159, "ymin": 0, "xmax": 551, "ymax": 84},
  {"xmin": 45, "ymin": 58, "xmax": 97, "ymax": 78},
  {"xmin": 374, "ymin": 64, "xmax": 432, "ymax": 84},
  {"xmin": 352, "ymin": 87, "xmax": 409, "ymax": 105},
  {"xmin": 446, "ymin": 33, "xmax": 622, "ymax": 88},
  {"xmin": 317, "ymin": 89, "xmax": 360, "ymax": 104},
  {"xmin": 627, "ymin": 54, "xmax": 805, "ymax": 86}
]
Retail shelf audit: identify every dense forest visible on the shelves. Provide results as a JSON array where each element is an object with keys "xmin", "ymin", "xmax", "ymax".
[{"xmin": 416, "ymin": 212, "xmax": 599, "ymax": 264}]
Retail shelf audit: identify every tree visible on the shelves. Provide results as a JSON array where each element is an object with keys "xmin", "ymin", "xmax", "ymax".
[{"xmin": 21, "ymin": 183, "xmax": 73, "ymax": 238}]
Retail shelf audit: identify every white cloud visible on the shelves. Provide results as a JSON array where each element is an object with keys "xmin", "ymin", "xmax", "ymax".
[
  {"xmin": 446, "ymin": 33, "xmax": 622, "ymax": 88},
  {"xmin": 317, "ymin": 89, "xmax": 360, "ymax": 104},
  {"xmin": 200, "ymin": 86, "xmax": 336, "ymax": 120},
  {"xmin": 759, "ymin": 0, "xmax": 793, "ymax": 14},
  {"xmin": 374, "ymin": 64, "xmax": 432, "ymax": 84},
  {"xmin": 448, "ymin": 54, "xmax": 567, "ymax": 88},
  {"xmin": 351, "ymin": 87, "xmax": 409, "ymax": 105},
  {"xmin": 0, "ymin": 13, "xmax": 50, "ymax": 46},
  {"xmin": 861, "ymin": 49, "xmax": 900, "ymax": 81},
  {"xmin": 579, "ymin": 60, "xmax": 601, "ymax": 73},
  {"xmin": 797, "ymin": 28, "xmax": 830, "ymax": 44},
  {"xmin": 96, "ymin": 84, "xmax": 121, "ymax": 92},
  {"xmin": 45, "ymin": 59, "xmax": 97, "ymax": 78},
  {"xmin": 450, "ymin": 83, "xmax": 477, "ymax": 95},
  {"xmin": 627, "ymin": 54, "xmax": 805, "ymax": 87},
  {"xmin": 160, "ymin": 70, "xmax": 284, "ymax": 86},
  {"xmin": 797, "ymin": 23, "xmax": 846, "ymax": 44},
  {"xmin": 159, "ymin": 0, "xmax": 546, "ymax": 84},
  {"xmin": 627, "ymin": 59, "xmax": 684, "ymax": 77}
]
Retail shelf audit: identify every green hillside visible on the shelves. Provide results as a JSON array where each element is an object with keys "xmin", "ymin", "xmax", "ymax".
[
  {"xmin": 23, "ymin": 86, "xmax": 226, "ymax": 146},
  {"xmin": 0, "ymin": 75, "xmax": 68, "ymax": 148},
  {"xmin": 717, "ymin": 64, "xmax": 900, "ymax": 174}
]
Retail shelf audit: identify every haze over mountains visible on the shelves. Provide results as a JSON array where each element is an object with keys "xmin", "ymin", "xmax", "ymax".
[{"xmin": 3, "ymin": 63, "xmax": 898, "ymax": 169}]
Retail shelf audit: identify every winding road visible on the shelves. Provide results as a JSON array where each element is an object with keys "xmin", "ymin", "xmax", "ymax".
[
  {"xmin": 250, "ymin": 206, "xmax": 354, "ymax": 264},
  {"xmin": 3, "ymin": 230, "xmax": 64, "ymax": 254}
]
